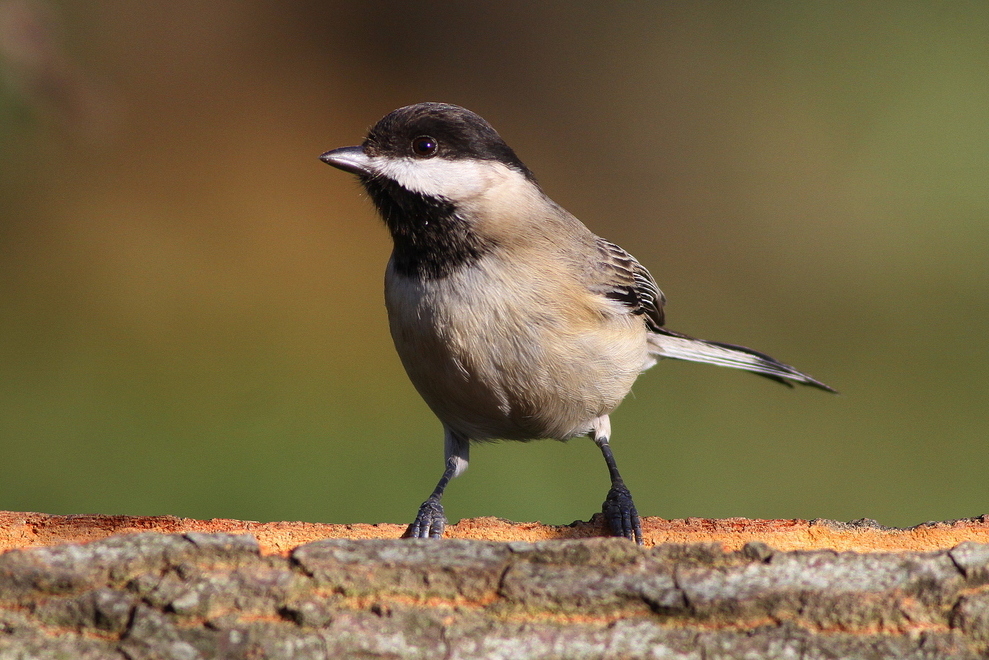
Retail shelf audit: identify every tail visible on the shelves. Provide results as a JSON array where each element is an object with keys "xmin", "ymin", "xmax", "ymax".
[{"xmin": 648, "ymin": 328, "xmax": 836, "ymax": 393}]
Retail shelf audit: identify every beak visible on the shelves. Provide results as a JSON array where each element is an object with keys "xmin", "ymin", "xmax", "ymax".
[{"xmin": 320, "ymin": 145, "xmax": 372, "ymax": 175}]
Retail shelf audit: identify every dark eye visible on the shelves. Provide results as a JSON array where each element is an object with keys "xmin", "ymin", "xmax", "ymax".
[{"xmin": 411, "ymin": 136, "xmax": 438, "ymax": 158}]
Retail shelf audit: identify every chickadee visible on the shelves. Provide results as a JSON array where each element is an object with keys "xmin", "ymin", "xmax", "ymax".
[{"xmin": 321, "ymin": 102, "xmax": 834, "ymax": 545}]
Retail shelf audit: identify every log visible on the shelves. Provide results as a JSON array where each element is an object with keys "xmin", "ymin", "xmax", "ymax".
[{"xmin": 2, "ymin": 512, "xmax": 989, "ymax": 659}]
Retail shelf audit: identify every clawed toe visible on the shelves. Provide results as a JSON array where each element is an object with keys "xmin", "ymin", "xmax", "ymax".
[
  {"xmin": 602, "ymin": 484, "xmax": 643, "ymax": 545},
  {"xmin": 406, "ymin": 498, "xmax": 447, "ymax": 539}
]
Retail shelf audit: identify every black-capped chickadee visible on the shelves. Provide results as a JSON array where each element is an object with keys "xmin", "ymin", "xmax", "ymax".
[{"xmin": 321, "ymin": 102, "xmax": 834, "ymax": 545}]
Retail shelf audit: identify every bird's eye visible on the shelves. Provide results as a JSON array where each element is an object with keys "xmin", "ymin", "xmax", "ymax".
[{"xmin": 411, "ymin": 136, "xmax": 438, "ymax": 158}]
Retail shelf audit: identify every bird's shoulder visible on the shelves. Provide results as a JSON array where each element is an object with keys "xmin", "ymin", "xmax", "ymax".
[{"xmin": 497, "ymin": 197, "xmax": 667, "ymax": 330}]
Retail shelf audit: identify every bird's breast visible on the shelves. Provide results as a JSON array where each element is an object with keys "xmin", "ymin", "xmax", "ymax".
[{"xmin": 384, "ymin": 253, "xmax": 650, "ymax": 441}]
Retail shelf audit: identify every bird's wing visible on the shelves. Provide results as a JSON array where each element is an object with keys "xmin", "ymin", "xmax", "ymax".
[{"xmin": 588, "ymin": 238, "xmax": 666, "ymax": 331}]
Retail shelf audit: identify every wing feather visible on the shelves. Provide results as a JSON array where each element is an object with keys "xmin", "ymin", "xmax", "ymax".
[{"xmin": 589, "ymin": 238, "xmax": 666, "ymax": 330}]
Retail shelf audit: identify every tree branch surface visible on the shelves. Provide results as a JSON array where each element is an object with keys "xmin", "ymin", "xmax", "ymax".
[{"xmin": 2, "ymin": 511, "xmax": 989, "ymax": 659}]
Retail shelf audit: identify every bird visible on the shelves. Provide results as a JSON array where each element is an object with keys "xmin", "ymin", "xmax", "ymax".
[{"xmin": 320, "ymin": 102, "xmax": 834, "ymax": 545}]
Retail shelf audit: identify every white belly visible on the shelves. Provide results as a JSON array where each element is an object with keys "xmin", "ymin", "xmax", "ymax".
[{"xmin": 384, "ymin": 255, "xmax": 650, "ymax": 441}]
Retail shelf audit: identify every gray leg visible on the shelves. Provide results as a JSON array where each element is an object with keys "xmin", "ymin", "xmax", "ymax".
[
  {"xmin": 591, "ymin": 416, "xmax": 643, "ymax": 545},
  {"xmin": 407, "ymin": 428, "xmax": 469, "ymax": 539}
]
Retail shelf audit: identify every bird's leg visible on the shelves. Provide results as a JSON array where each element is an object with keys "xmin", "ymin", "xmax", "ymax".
[
  {"xmin": 406, "ymin": 428, "xmax": 469, "ymax": 539},
  {"xmin": 407, "ymin": 458, "xmax": 457, "ymax": 539},
  {"xmin": 591, "ymin": 415, "xmax": 643, "ymax": 545}
]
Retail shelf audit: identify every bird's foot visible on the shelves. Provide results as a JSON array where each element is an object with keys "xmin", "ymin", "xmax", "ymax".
[
  {"xmin": 602, "ymin": 484, "xmax": 643, "ymax": 545},
  {"xmin": 405, "ymin": 497, "xmax": 447, "ymax": 539}
]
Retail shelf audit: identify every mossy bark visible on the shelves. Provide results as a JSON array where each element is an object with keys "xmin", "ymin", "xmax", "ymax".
[{"xmin": 2, "ymin": 530, "xmax": 989, "ymax": 658}]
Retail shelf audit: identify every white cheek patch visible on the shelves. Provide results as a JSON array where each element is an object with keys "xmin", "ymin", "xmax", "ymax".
[{"xmin": 370, "ymin": 156, "xmax": 516, "ymax": 201}]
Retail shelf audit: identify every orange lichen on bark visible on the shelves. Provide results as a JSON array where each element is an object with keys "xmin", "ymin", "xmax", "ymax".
[{"xmin": 1, "ymin": 511, "xmax": 987, "ymax": 555}]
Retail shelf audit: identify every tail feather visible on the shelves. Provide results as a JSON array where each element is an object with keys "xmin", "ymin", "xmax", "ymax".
[{"xmin": 648, "ymin": 328, "xmax": 836, "ymax": 393}]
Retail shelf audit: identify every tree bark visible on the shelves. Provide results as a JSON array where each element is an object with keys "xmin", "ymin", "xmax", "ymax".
[{"xmin": 2, "ymin": 513, "xmax": 989, "ymax": 659}]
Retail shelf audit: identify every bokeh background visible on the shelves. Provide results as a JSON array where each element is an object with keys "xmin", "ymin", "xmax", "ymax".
[{"xmin": 1, "ymin": 2, "xmax": 986, "ymax": 528}]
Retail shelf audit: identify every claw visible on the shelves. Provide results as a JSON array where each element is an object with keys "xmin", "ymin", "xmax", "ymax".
[
  {"xmin": 602, "ymin": 484, "xmax": 643, "ymax": 545},
  {"xmin": 406, "ymin": 497, "xmax": 447, "ymax": 539}
]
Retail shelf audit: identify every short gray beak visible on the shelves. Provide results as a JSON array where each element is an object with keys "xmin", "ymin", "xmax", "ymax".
[{"xmin": 320, "ymin": 145, "xmax": 372, "ymax": 175}]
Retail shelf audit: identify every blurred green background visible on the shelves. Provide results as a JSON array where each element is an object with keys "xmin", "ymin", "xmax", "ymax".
[{"xmin": 1, "ymin": 2, "xmax": 986, "ymax": 529}]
